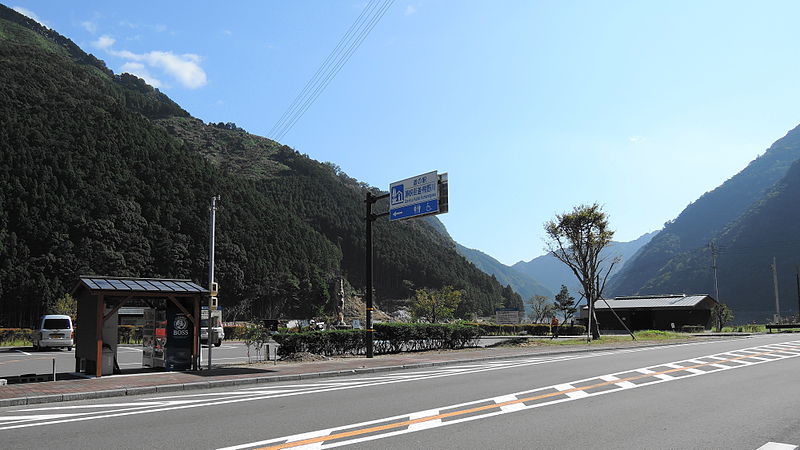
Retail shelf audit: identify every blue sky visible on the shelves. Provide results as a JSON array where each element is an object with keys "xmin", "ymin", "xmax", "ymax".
[{"xmin": 11, "ymin": 1, "xmax": 800, "ymax": 265}]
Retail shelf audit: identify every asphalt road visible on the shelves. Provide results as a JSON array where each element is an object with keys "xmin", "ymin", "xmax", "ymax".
[
  {"xmin": 0, "ymin": 338, "xmax": 517, "ymax": 378},
  {"xmin": 2, "ymin": 334, "xmax": 800, "ymax": 449},
  {"xmin": 0, "ymin": 343, "xmax": 254, "ymax": 378}
]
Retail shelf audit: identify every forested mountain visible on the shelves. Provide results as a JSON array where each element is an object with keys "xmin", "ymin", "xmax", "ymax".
[
  {"xmin": 512, "ymin": 232, "xmax": 657, "ymax": 300},
  {"xmin": 608, "ymin": 125, "xmax": 800, "ymax": 322},
  {"xmin": 455, "ymin": 243, "xmax": 553, "ymax": 308},
  {"xmin": 0, "ymin": 5, "xmax": 522, "ymax": 327}
]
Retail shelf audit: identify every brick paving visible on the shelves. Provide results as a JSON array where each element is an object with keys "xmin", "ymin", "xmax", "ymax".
[{"xmin": 0, "ymin": 338, "xmax": 717, "ymax": 407}]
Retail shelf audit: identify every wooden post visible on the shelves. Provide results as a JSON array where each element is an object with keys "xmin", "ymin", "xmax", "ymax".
[
  {"xmin": 95, "ymin": 295, "xmax": 104, "ymax": 377},
  {"xmin": 193, "ymin": 296, "xmax": 200, "ymax": 370}
]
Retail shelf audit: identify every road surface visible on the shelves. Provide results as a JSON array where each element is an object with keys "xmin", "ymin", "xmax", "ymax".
[
  {"xmin": 0, "ymin": 343, "xmax": 254, "ymax": 378},
  {"xmin": 2, "ymin": 334, "xmax": 799, "ymax": 449}
]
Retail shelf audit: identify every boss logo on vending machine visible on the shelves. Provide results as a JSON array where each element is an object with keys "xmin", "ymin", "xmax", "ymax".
[{"xmin": 173, "ymin": 315, "xmax": 189, "ymax": 336}]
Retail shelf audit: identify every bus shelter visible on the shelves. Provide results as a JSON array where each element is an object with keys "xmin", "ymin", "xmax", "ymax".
[{"xmin": 72, "ymin": 276, "xmax": 208, "ymax": 377}]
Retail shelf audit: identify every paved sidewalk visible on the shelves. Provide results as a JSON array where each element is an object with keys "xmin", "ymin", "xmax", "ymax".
[{"xmin": 0, "ymin": 337, "xmax": 738, "ymax": 408}]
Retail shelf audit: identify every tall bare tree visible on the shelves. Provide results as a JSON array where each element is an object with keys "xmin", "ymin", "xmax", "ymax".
[
  {"xmin": 545, "ymin": 204, "xmax": 617, "ymax": 339},
  {"xmin": 526, "ymin": 295, "xmax": 553, "ymax": 323}
]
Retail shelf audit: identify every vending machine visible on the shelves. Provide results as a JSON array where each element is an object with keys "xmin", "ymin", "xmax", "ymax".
[
  {"xmin": 142, "ymin": 308, "xmax": 166, "ymax": 368},
  {"xmin": 165, "ymin": 302, "xmax": 193, "ymax": 371}
]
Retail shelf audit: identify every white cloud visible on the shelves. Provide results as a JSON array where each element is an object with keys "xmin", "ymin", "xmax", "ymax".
[
  {"xmin": 93, "ymin": 35, "xmax": 208, "ymax": 89},
  {"xmin": 81, "ymin": 21, "xmax": 97, "ymax": 34},
  {"xmin": 404, "ymin": 5, "xmax": 417, "ymax": 16},
  {"xmin": 152, "ymin": 24, "xmax": 167, "ymax": 33},
  {"xmin": 120, "ymin": 62, "xmax": 163, "ymax": 88},
  {"xmin": 628, "ymin": 136, "xmax": 645, "ymax": 144},
  {"xmin": 12, "ymin": 6, "xmax": 48, "ymax": 27},
  {"xmin": 223, "ymin": 29, "xmax": 233, "ymax": 36},
  {"xmin": 92, "ymin": 35, "xmax": 115, "ymax": 50}
]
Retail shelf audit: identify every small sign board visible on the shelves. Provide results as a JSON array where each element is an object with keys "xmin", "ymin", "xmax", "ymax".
[
  {"xmin": 389, "ymin": 170, "xmax": 440, "ymax": 221},
  {"xmin": 495, "ymin": 308, "xmax": 521, "ymax": 325}
]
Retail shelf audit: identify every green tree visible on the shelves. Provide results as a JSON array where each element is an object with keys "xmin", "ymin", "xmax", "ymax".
[
  {"xmin": 553, "ymin": 285, "xmax": 577, "ymax": 323},
  {"xmin": 526, "ymin": 295, "xmax": 553, "ymax": 323},
  {"xmin": 545, "ymin": 204, "xmax": 616, "ymax": 339},
  {"xmin": 411, "ymin": 286, "xmax": 462, "ymax": 323},
  {"xmin": 48, "ymin": 293, "xmax": 77, "ymax": 320},
  {"xmin": 713, "ymin": 302, "xmax": 734, "ymax": 332}
]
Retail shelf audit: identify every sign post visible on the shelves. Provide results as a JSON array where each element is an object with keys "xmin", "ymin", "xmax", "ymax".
[
  {"xmin": 389, "ymin": 170, "xmax": 440, "ymax": 221},
  {"xmin": 363, "ymin": 171, "xmax": 448, "ymax": 358}
]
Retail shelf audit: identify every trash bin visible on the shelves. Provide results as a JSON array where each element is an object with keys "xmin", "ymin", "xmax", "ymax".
[
  {"xmin": 102, "ymin": 347, "xmax": 114, "ymax": 375},
  {"xmin": 266, "ymin": 340, "xmax": 280, "ymax": 361}
]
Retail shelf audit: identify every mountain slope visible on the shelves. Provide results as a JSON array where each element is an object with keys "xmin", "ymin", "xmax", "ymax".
[
  {"xmin": 513, "ymin": 232, "xmax": 657, "ymax": 298},
  {"xmin": 623, "ymin": 157, "xmax": 800, "ymax": 322},
  {"xmin": 609, "ymin": 126, "xmax": 800, "ymax": 297},
  {"xmin": 0, "ymin": 5, "xmax": 522, "ymax": 326},
  {"xmin": 455, "ymin": 244, "xmax": 554, "ymax": 304}
]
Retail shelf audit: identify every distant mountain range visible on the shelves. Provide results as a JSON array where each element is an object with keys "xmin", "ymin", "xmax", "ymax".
[
  {"xmin": 511, "ymin": 232, "xmax": 657, "ymax": 300},
  {"xmin": 455, "ymin": 232, "xmax": 656, "ymax": 311},
  {"xmin": 608, "ymin": 124, "xmax": 800, "ymax": 323},
  {"xmin": 455, "ymin": 244, "xmax": 554, "ymax": 306}
]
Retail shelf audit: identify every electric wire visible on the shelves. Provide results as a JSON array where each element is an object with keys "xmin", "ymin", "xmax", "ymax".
[
  {"xmin": 273, "ymin": 0, "xmax": 394, "ymax": 142},
  {"xmin": 267, "ymin": 0, "xmax": 380, "ymax": 138},
  {"xmin": 269, "ymin": 0, "xmax": 395, "ymax": 142},
  {"xmin": 273, "ymin": 0, "xmax": 393, "ymax": 142}
]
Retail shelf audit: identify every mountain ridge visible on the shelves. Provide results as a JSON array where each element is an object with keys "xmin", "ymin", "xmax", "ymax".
[{"xmin": 0, "ymin": 5, "xmax": 524, "ymax": 326}]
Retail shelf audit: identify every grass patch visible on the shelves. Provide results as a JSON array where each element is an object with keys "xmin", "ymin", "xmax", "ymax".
[
  {"xmin": 722, "ymin": 324, "xmax": 766, "ymax": 333},
  {"xmin": 0, "ymin": 339, "xmax": 32, "ymax": 347},
  {"xmin": 502, "ymin": 330, "xmax": 694, "ymax": 348}
]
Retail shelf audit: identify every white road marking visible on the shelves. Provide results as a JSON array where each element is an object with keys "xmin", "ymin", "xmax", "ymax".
[
  {"xmin": 0, "ymin": 338, "xmax": 792, "ymax": 433},
  {"xmin": 407, "ymin": 409, "xmax": 442, "ymax": 430},
  {"xmin": 664, "ymin": 362, "xmax": 705, "ymax": 375},
  {"xmin": 757, "ymin": 442, "xmax": 798, "ymax": 450},
  {"xmin": 599, "ymin": 374, "xmax": 636, "ymax": 389},
  {"xmin": 554, "ymin": 383, "xmax": 589, "ymax": 399},
  {"xmin": 221, "ymin": 339, "xmax": 800, "ymax": 450},
  {"xmin": 14, "ymin": 350, "xmax": 31, "ymax": 356}
]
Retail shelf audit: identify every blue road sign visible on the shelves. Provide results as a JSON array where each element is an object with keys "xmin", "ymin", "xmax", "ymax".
[{"xmin": 389, "ymin": 171, "xmax": 439, "ymax": 221}]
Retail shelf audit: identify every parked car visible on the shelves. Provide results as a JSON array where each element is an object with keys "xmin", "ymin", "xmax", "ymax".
[
  {"xmin": 33, "ymin": 314, "xmax": 74, "ymax": 350},
  {"xmin": 200, "ymin": 318, "xmax": 224, "ymax": 347}
]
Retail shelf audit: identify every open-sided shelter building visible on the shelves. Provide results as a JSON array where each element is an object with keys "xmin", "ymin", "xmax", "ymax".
[
  {"xmin": 581, "ymin": 294, "xmax": 718, "ymax": 331},
  {"xmin": 72, "ymin": 276, "xmax": 208, "ymax": 377}
]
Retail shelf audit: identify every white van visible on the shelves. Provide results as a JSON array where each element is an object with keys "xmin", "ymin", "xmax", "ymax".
[{"xmin": 33, "ymin": 314, "xmax": 74, "ymax": 350}]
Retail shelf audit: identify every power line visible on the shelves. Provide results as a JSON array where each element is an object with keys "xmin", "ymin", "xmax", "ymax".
[
  {"xmin": 269, "ymin": 0, "xmax": 395, "ymax": 142},
  {"xmin": 267, "ymin": 0, "xmax": 380, "ymax": 138}
]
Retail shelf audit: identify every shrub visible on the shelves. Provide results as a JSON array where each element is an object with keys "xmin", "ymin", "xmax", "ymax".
[
  {"xmin": 118, "ymin": 325, "xmax": 143, "ymax": 344},
  {"xmin": 680, "ymin": 325, "xmax": 706, "ymax": 333},
  {"xmin": 272, "ymin": 323, "xmax": 482, "ymax": 357},
  {"xmin": 0, "ymin": 328, "xmax": 34, "ymax": 345},
  {"xmin": 223, "ymin": 325, "xmax": 249, "ymax": 340},
  {"xmin": 464, "ymin": 323, "xmax": 585, "ymax": 336}
]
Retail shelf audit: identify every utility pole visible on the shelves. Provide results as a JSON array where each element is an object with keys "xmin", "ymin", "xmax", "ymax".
[
  {"xmin": 365, "ymin": 191, "xmax": 388, "ymax": 358},
  {"xmin": 709, "ymin": 241, "xmax": 720, "ymax": 302},
  {"xmin": 771, "ymin": 256, "xmax": 780, "ymax": 323},
  {"xmin": 796, "ymin": 266, "xmax": 800, "ymax": 322},
  {"xmin": 208, "ymin": 195, "xmax": 219, "ymax": 369}
]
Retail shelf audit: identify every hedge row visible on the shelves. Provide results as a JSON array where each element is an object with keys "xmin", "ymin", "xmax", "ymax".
[
  {"xmin": 0, "ymin": 328, "xmax": 34, "ymax": 344},
  {"xmin": 470, "ymin": 323, "xmax": 586, "ymax": 336},
  {"xmin": 272, "ymin": 323, "xmax": 482, "ymax": 357}
]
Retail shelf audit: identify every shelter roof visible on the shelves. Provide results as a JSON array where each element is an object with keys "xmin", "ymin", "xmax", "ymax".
[
  {"xmin": 75, "ymin": 276, "xmax": 208, "ymax": 295},
  {"xmin": 591, "ymin": 294, "xmax": 715, "ymax": 310}
]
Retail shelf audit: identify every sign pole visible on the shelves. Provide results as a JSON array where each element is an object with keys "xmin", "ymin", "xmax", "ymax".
[
  {"xmin": 365, "ymin": 192, "xmax": 388, "ymax": 358},
  {"xmin": 208, "ymin": 195, "xmax": 219, "ymax": 369}
]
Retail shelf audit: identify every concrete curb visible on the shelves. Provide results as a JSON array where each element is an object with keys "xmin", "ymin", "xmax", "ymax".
[{"xmin": 0, "ymin": 336, "xmax": 751, "ymax": 408}]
